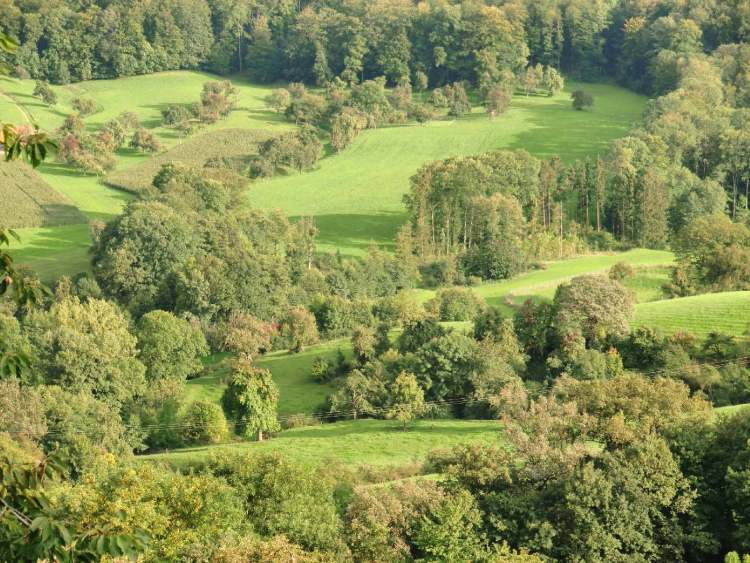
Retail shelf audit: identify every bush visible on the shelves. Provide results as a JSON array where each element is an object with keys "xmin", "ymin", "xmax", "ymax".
[
  {"xmin": 282, "ymin": 413, "xmax": 321, "ymax": 429},
  {"xmin": 181, "ymin": 401, "xmax": 229, "ymax": 445},
  {"xmin": 130, "ymin": 128, "xmax": 162, "ymax": 152},
  {"xmin": 571, "ymin": 89, "xmax": 594, "ymax": 110},
  {"xmin": 426, "ymin": 287, "xmax": 485, "ymax": 321},
  {"xmin": 72, "ymin": 97, "xmax": 97, "ymax": 116},
  {"xmin": 609, "ymin": 261, "xmax": 635, "ymax": 281}
]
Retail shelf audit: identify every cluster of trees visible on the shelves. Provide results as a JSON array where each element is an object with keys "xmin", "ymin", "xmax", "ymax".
[{"xmin": 161, "ymin": 80, "xmax": 238, "ymax": 136}]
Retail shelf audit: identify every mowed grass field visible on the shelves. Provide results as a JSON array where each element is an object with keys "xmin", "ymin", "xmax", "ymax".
[
  {"xmin": 633, "ymin": 291, "xmax": 750, "ymax": 338},
  {"xmin": 142, "ymin": 418, "xmax": 502, "ymax": 469},
  {"xmin": 250, "ymin": 82, "xmax": 647, "ymax": 256},
  {"xmin": 416, "ymin": 249, "xmax": 674, "ymax": 312}
]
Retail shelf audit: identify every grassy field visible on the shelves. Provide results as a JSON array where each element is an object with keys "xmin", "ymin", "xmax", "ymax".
[
  {"xmin": 186, "ymin": 340, "xmax": 350, "ymax": 416},
  {"xmin": 142, "ymin": 418, "xmax": 502, "ymax": 469},
  {"xmin": 0, "ymin": 161, "xmax": 84, "ymax": 228},
  {"xmin": 8, "ymin": 224, "xmax": 92, "ymax": 282},
  {"xmin": 250, "ymin": 82, "xmax": 647, "ymax": 256},
  {"xmin": 416, "ymin": 249, "xmax": 674, "ymax": 312},
  {"xmin": 633, "ymin": 291, "xmax": 750, "ymax": 338}
]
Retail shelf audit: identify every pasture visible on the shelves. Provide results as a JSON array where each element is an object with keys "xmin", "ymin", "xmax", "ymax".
[
  {"xmin": 416, "ymin": 249, "xmax": 674, "ymax": 312},
  {"xmin": 3, "ymin": 73, "xmax": 645, "ymax": 278},
  {"xmin": 633, "ymin": 291, "xmax": 750, "ymax": 338},
  {"xmin": 141, "ymin": 418, "xmax": 502, "ymax": 469},
  {"xmin": 250, "ymin": 81, "xmax": 647, "ymax": 256}
]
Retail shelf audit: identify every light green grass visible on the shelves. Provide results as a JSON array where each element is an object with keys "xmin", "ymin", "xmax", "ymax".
[
  {"xmin": 186, "ymin": 340, "xmax": 350, "ymax": 416},
  {"xmin": 141, "ymin": 418, "xmax": 502, "ymax": 468},
  {"xmin": 633, "ymin": 291, "xmax": 750, "ymax": 338},
  {"xmin": 715, "ymin": 403, "xmax": 750, "ymax": 417},
  {"xmin": 250, "ymin": 82, "xmax": 646, "ymax": 256},
  {"xmin": 417, "ymin": 249, "xmax": 674, "ymax": 313}
]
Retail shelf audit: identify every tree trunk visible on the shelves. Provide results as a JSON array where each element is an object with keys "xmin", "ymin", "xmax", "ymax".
[{"xmin": 257, "ymin": 429, "xmax": 263, "ymax": 442}]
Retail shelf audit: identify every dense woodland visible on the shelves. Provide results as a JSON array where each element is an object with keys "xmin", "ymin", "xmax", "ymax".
[{"xmin": 2, "ymin": 0, "xmax": 750, "ymax": 561}]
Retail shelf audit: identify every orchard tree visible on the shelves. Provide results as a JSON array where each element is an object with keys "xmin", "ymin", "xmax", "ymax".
[
  {"xmin": 222, "ymin": 360, "xmax": 280, "ymax": 441},
  {"xmin": 351, "ymin": 325, "xmax": 377, "ymax": 364},
  {"xmin": 130, "ymin": 128, "xmax": 161, "ymax": 153},
  {"xmin": 485, "ymin": 84, "xmax": 512, "ymax": 118},
  {"xmin": 72, "ymin": 97, "xmax": 97, "ymax": 116},
  {"xmin": 137, "ymin": 310, "xmax": 208, "ymax": 382},
  {"xmin": 265, "ymin": 88, "xmax": 291, "ymax": 113},
  {"xmin": 33, "ymin": 80, "xmax": 57, "ymax": 105},
  {"xmin": 330, "ymin": 108, "xmax": 368, "ymax": 153},
  {"xmin": 387, "ymin": 371, "xmax": 426, "ymax": 430}
]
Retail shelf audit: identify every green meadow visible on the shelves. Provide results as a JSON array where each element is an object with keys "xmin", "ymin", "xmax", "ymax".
[
  {"xmin": 3, "ymin": 73, "xmax": 646, "ymax": 277},
  {"xmin": 633, "ymin": 291, "xmax": 750, "ymax": 338},
  {"xmin": 250, "ymin": 81, "xmax": 647, "ymax": 256},
  {"xmin": 142, "ymin": 418, "xmax": 502, "ymax": 469},
  {"xmin": 416, "ymin": 249, "xmax": 674, "ymax": 312}
]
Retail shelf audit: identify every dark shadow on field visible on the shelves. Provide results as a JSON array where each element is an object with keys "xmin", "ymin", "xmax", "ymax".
[
  {"xmin": 40, "ymin": 203, "xmax": 87, "ymax": 226},
  {"xmin": 288, "ymin": 212, "xmax": 407, "ymax": 256}
]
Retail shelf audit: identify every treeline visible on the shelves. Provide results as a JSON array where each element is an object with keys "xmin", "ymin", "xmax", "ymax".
[{"xmin": 3, "ymin": 0, "xmax": 747, "ymax": 91}]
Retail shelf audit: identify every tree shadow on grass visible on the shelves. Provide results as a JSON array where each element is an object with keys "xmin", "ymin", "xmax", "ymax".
[
  {"xmin": 507, "ymin": 97, "xmax": 640, "ymax": 162},
  {"xmin": 288, "ymin": 212, "xmax": 407, "ymax": 257}
]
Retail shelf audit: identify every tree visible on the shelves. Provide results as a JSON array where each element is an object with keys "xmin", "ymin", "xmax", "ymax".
[
  {"xmin": 223, "ymin": 312, "xmax": 276, "ymax": 360},
  {"xmin": 32, "ymin": 80, "xmax": 57, "ymax": 105},
  {"xmin": 281, "ymin": 307, "xmax": 319, "ymax": 353},
  {"xmin": 351, "ymin": 325, "xmax": 377, "ymax": 363},
  {"xmin": 180, "ymin": 401, "xmax": 228, "ymax": 445},
  {"xmin": 485, "ymin": 84, "xmax": 512, "ymax": 117},
  {"xmin": 414, "ymin": 489, "xmax": 488, "ymax": 561},
  {"xmin": 129, "ymin": 128, "xmax": 161, "ymax": 152},
  {"xmin": 221, "ymin": 359, "xmax": 280, "ymax": 441},
  {"xmin": 330, "ymin": 108, "xmax": 368, "ymax": 153},
  {"xmin": 137, "ymin": 310, "xmax": 208, "ymax": 382},
  {"xmin": 265, "ymin": 88, "xmax": 291, "ymax": 113},
  {"xmin": 330, "ymin": 369, "xmax": 374, "ymax": 420},
  {"xmin": 71, "ymin": 97, "xmax": 97, "ymax": 116},
  {"xmin": 387, "ymin": 371, "xmax": 426, "ymax": 430},
  {"xmin": 553, "ymin": 275, "xmax": 635, "ymax": 347},
  {"xmin": 28, "ymin": 297, "xmax": 146, "ymax": 406},
  {"xmin": 426, "ymin": 287, "xmax": 485, "ymax": 321},
  {"xmin": 571, "ymin": 89, "xmax": 594, "ymax": 110}
]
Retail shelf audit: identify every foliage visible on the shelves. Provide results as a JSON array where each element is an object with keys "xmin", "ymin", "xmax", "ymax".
[
  {"xmin": 426, "ymin": 287, "xmax": 486, "ymax": 321},
  {"xmin": 221, "ymin": 359, "xmax": 280, "ymax": 441},
  {"xmin": 281, "ymin": 307, "xmax": 320, "ymax": 353},
  {"xmin": 571, "ymin": 89, "xmax": 594, "ymax": 110},
  {"xmin": 386, "ymin": 371, "xmax": 426, "ymax": 430},
  {"xmin": 137, "ymin": 310, "xmax": 208, "ymax": 382},
  {"xmin": 181, "ymin": 401, "xmax": 228, "ymax": 445}
]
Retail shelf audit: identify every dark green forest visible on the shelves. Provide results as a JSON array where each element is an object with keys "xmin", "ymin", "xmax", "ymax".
[{"xmin": 3, "ymin": 0, "xmax": 750, "ymax": 562}]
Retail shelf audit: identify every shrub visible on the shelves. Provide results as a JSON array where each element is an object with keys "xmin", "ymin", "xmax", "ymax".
[
  {"xmin": 32, "ymin": 80, "xmax": 56, "ymax": 105},
  {"xmin": 571, "ymin": 89, "xmax": 594, "ymax": 110},
  {"xmin": 282, "ymin": 413, "xmax": 321, "ymax": 430},
  {"xmin": 609, "ymin": 261, "xmax": 635, "ymax": 281},
  {"xmin": 181, "ymin": 401, "xmax": 229, "ymax": 445},
  {"xmin": 72, "ymin": 97, "xmax": 97, "ymax": 116}
]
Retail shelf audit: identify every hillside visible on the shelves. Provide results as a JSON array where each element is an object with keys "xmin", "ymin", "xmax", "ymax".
[{"xmin": 0, "ymin": 161, "xmax": 84, "ymax": 228}]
